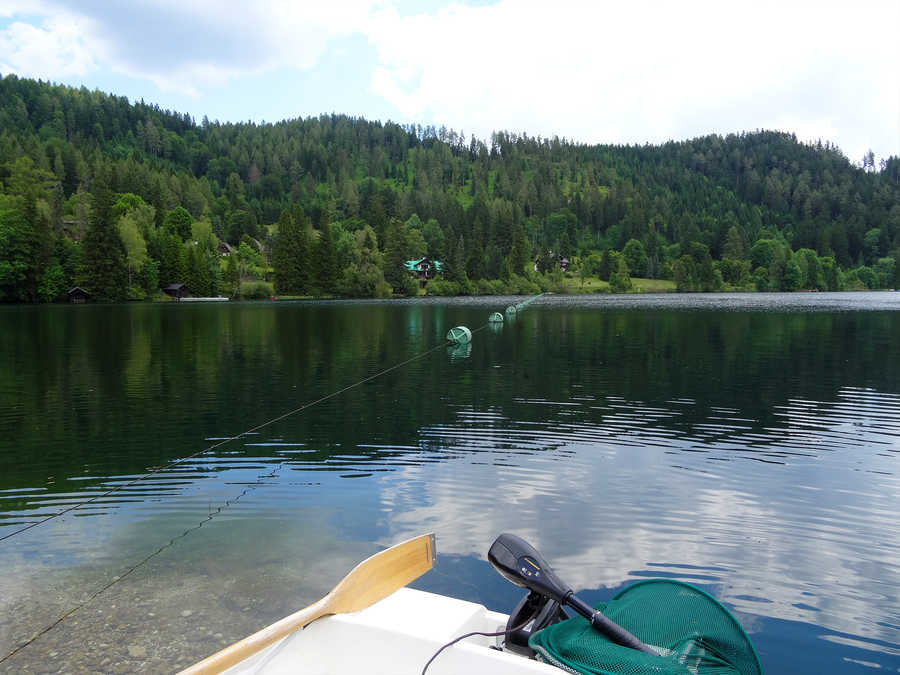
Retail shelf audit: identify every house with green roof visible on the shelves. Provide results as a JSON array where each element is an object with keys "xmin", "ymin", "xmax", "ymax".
[{"xmin": 404, "ymin": 256, "xmax": 443, "ymax": 286}]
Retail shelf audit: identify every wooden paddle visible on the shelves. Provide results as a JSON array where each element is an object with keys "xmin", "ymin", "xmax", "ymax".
[{"xmin": 180, "ymin": 533, "xmax": 436, "ymax": 675}]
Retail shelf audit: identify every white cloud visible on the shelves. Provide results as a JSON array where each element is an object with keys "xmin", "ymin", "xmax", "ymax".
[
  {"xmin": 0, "ymin": 13, "xmax": 104, "ymax": 79},
  {"xmin": 1, "ymin": 0, "xmax": 385, "ymax": 94},
  {"xmin": 365, "ymin": 0, "xmax": 900, "ymax": 161},
  {"xmin": 1, "ymin": 0, "xmax": 897, "ymax": 160},
  {"xmin": 376, "ymin": 399, "xmax": 900, "ymax": 645}
]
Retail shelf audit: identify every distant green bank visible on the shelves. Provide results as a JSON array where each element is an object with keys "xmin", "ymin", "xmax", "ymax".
[{"xmin": 1, "ymin": 75, "xmax": 898, "ymax": 304}]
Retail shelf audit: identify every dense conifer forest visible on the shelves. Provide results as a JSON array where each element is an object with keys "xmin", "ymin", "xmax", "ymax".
[{"xmin": 1, "ymin": 74, "xmax": 898, "ymax": 302}]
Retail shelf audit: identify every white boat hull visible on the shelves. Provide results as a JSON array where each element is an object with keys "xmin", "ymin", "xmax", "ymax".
[{"xmin": 224, "ymin": 587, "xmax": 558, "ymax": 674}]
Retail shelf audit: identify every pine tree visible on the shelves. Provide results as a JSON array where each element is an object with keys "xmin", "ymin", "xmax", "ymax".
[
  {"xmin": 510, "ymin": 221, "xmax": 529, "ymax": 275},
  {"xmin": 155, "ymin": 231, "xmax": 185, "ymax": 286},
  {"xmin": 316, "ymin": 221, "xmax": 339, "ymax": 294},
  {"xmin": 80, "ymin": 169, "xmax": 128, "ymax": 301},
  {"xmin": 292, "ymin": 204, "xmax": 313, "ymax": 293},
  {"xmin": 272, "ymin": 209, "xmax": 300, "ymax": 294},
  {"xmin": 183, "ymin": 244, "xmax": 212, "ymax": 296},
  {"xmin": 448, "ymin": 235, "xmax": 468, "ymax": 283}
]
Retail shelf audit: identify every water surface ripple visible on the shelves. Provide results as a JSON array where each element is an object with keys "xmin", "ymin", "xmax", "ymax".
[{"xmin": 1, "ymin": 293, "xmax": 898, "ymax": 673}]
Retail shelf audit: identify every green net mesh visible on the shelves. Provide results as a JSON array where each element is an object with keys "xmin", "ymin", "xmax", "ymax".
[{"xmin": 529, "ymin": 580, "xmax": 763, "ymax": 675}]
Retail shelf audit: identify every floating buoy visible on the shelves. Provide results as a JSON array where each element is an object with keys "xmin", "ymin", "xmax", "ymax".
[
  {"xmin": 505, "ymin": 305, "xmax": 517, "ymax": 314},
  {"xmin": 488, "ymin": 312, "xmax": 504, "ymax": 323},
  {"xmin": 446, "ymin": 326, "xmax": 472, "ymax": 344}
]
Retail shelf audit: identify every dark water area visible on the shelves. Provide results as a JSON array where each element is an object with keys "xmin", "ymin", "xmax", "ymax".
[{"xmin": 1, "ymin": 292, "xmax": 899, "ymax": 673}]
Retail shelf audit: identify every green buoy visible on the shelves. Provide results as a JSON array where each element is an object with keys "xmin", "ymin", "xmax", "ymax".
[
  {"xmin": 488, "ymin": 312, "xmax": 504, "ymax": 323},
  {"xmin": 446, "ymin": 326, "xmax": 472, "ymax": 344}
]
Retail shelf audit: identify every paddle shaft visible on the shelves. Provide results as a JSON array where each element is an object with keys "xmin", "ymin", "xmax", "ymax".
[{"xmin": 179, "ymin": 597, "xmax": 332, "ymax": 675}]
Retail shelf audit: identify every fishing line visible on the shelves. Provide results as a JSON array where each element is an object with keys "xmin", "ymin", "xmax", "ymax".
[
  {"xmin": 0, "ymin": 336, "xmax": 457, "ymax": 544},
  {"xmin": 1, "ymin": 293, "xmax": 544, "ymax": 545},
  {"xmin": 1, "ymin": 292, "xmax": 546, "ymax": 663},
  {"xmin": 0, "ymin": 461, "xmax": 287, "ymax": 665}
]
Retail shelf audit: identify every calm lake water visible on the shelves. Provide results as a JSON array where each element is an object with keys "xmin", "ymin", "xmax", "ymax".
[{"xmin": 1, "ymin": 293, "xmax": 900, "ymax": 673}]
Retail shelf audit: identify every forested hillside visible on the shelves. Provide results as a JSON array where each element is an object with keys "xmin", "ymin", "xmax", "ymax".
[{"xmin": 1, "ymin": 74, "xmax": 898, "ymax": 302}]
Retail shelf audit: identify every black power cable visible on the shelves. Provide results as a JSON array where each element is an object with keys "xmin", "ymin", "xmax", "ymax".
[{"xmin": 421, "ymin": 615, "xmax": 534, "ymax": 675}]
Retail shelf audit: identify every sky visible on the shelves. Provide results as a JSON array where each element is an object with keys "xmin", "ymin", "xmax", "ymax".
[{"xmin": 1, "ymin": 0, "xmax": 898, "ymax": 164}]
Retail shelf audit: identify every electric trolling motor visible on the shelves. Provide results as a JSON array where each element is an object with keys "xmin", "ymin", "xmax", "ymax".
[{"xmin": 488, "ymin": 533, "xmax": 655, "ymax": 656}]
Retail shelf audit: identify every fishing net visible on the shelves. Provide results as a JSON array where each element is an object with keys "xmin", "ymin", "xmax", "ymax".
[{"xmin": 529, "ymin": 580, "xmax": 763, "ymax": 675}]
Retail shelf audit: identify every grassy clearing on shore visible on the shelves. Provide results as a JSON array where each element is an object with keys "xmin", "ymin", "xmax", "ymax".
[
  {"xmin": 253, "ymin": 275, "xmax": 676, "ymax": 300},
  {"xmin": 557, "ymin": 276, "xmax": 676, "ymax": 294},
  {"xmin": 629, "ymin": 278, "xmax": 677, "ymax": 293}
]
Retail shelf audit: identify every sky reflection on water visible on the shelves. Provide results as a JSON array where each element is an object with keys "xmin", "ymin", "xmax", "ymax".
[{"xmin": 1, "ymin": 294, "xmax": 899, "ymax": 673}]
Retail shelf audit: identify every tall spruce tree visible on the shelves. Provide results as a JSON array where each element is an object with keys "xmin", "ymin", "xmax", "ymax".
[
  {"xmin": 382, "ymin": 220, "xmax": 409, "ymax": 291},
  {"xmin": 448, "ymin": 235, "xmax": 468, "ymax": 283},
  {"xmin": 80, "ymin": 169, "xmax": 127, "ymax": 301},
  {"xmin": 291, "ymin": 204, "xmax": 313, "ymax": 293},
  {"xmin": 183, "ymin": 244, "xmax": 212, "ymax": 296},
  {"xmin": 272, "ymin": 209, "xmax": 301, "ymax": 294},
  {"xmin": 315, "ymin": 221, "xmax": 339, "ymax": 294}
]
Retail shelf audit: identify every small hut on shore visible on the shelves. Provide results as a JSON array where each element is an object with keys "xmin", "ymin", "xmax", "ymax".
[
  {"xmin": 68, "ymin": 287, "xmax": 89, "ymax": 304},
  {"xmin": 163, "ymin": 283, "xmax": 190, "ymax": 300}
]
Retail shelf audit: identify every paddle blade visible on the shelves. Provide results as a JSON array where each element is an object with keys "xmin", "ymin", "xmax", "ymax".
[
  {"xmin": 329, "ymin": 533, "xmax": 437, "ymax": 614},
  {"xmin": 179, "ymin": 533, "xmax": 436, "ymax": 675}
]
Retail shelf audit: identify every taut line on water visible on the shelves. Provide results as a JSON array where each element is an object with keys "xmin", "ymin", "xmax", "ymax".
[
  {"xmin": 0, "ymin": 293, "xmax": 544, "ymax": 545},
  {"xmin": 0, "ymin": 336, "xmax": 454, "ymax": 544},
  {"xmin": 0, "ymin": 292, "xmax": 545, "ymax": 663},
  {"xmin": 0, "ymin": 462, "xmax": 287, "ymax": 666}
]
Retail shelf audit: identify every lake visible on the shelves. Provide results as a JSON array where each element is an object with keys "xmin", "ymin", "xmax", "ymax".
[{"xmin": 1, "ymin": 293, "xmax": 899, "ymax": 673}]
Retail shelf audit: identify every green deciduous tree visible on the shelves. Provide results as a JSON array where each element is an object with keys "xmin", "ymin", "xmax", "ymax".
[
  {"xmin": 874, "ymin": 257, "xmax": 895, "ymax": 289},
  {"xmin": 781, "ymin": 259, "xmax": 803, "ymax": 291},
  {"xmin": 117, "ymin": 210, "xmax": 148, "ymax": 291},
  {"xmin": 340, "ymin": 225, "xmax": 391, "ymax": 298},
  {"xmin": 623, "ymin": 238, "xmax": 648, "ymax": 277},
  {"xmin": 674, "ymin": 255, "xmax": 698, "ymax": 291},
  {"xmin": 609, "ymin": 254, "xmax": 632, "ymax": 293},
  {"xmin": 224, "ymin": 251, "xmax": 240, "ymax": 298},
  {"xmin": 163, "ymin": 206, "xmax": 193, "ymax": 240},
  {"xmin": 819, "ymin": 257, "xmax": 841, "ymax": 291},
  {"xmin": 794, "ymin": 249, "xmax": 822, "ymax": 290},
  {"xmin": 750, "ymin": 239, "xmax": 778, "ymax": 270}
]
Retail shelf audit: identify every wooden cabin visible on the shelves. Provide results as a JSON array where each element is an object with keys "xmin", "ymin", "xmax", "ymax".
[
  {"xmin": 163, "ymin": 283, "xmax": 190, "ymax": 300},
  {"xmin": 68, "ymin": 287, "xmax": 89, "ymax": 304}
]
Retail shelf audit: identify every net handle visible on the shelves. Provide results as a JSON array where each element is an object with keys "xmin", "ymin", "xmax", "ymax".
[{"xmin": 566, "ymin": 593, "xmax": 657, "ymax": 654}]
